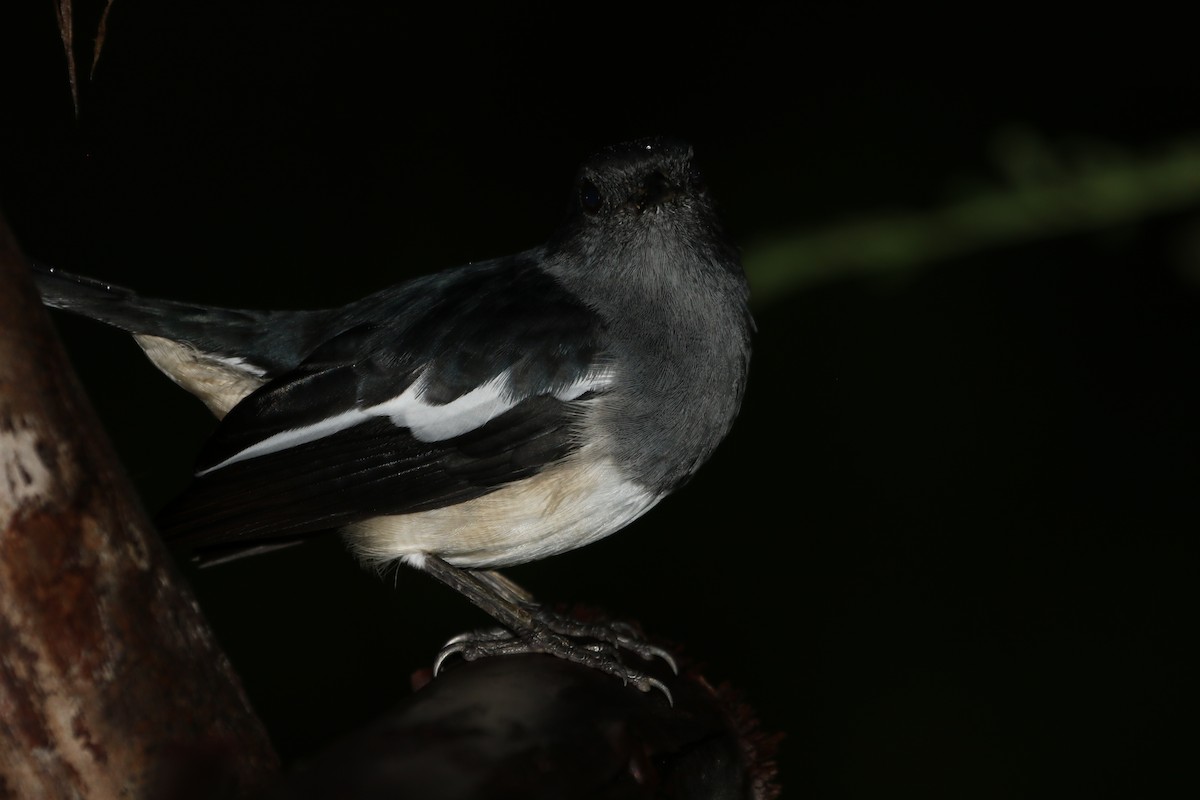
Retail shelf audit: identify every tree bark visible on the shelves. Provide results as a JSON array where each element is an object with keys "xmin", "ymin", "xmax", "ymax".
[{"xmin": 0, "ymin": 213, "xmax": 279, "ymax": 798}]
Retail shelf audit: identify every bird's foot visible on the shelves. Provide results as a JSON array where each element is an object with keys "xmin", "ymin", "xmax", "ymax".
[
  {"xmin": 433, "ymin": 613, "xmax": 676, "ymax": 704},
  {"xmin": 528, "ymin": 609, "xmax": 678, "ymax": 674}
]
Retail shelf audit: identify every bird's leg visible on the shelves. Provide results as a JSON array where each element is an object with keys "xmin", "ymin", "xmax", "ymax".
[
  {"xmin": 474, "ymin": 568, "xmax": 678, "ymax": 668},
  {"xmin": 475, "ymin": 569, "xmax": 536, "ymax": 605},
  {"xmin": 416, "ymin": 555, "xmax": 675, "ymax": 702}
]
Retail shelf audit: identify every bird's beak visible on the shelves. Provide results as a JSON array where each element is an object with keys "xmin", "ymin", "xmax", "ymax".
[{"xmin": 631, "ymin": 170, "xmax": 678, "ymax": 213}]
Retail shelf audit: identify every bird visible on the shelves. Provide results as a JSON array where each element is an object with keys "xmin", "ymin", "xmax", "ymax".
[{"xmin": 32, "ymin": 137, "xmax": 753, "ymax": 697}]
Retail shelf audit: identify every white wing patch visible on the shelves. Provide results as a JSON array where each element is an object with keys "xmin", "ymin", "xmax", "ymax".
[
  {"xmin": 376, "ymin": 372, "xmax": 518, "ymax": 441},
  {"xmin": 198, "ymin": 367, "xmax": 614, "ymax": 476}
]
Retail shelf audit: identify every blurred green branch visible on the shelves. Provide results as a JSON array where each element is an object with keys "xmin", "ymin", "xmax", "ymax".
[{"xmin": 743, "ymin": 132, "xmax": 1200, "ymax": 303}]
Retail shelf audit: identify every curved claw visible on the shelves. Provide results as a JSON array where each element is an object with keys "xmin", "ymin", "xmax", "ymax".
[
  {"xmin": 644, "ymin": 675, "xmax": 674, "ymax": 707},
  {"xmin": 432, "ymin": 640, "xmax": 468, "ymax": 676},
  {"xmin": 434, "ymin": 627, "xmax": 517, "ymax": 675},
  {"xmin": 643, "ymin": 643, "xmax": 679, "ymax": 675},
  {"xmin": 603, "ymin": 632, "xmax": 678, "ymax": 674},
  {"xmin": 440, "ymin": 632, "xmax": 473, "ymax": 649}
]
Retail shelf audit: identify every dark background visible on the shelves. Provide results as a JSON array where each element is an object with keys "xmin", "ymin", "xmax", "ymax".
[{"xmin": 2, "ymin": 3, "xmax": 1196, "ymax": 797}]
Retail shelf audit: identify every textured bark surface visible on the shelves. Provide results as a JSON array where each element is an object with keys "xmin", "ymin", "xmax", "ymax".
[{"xmin": 0, "ymin": 215, "xmax": 279, "ymax": 798}]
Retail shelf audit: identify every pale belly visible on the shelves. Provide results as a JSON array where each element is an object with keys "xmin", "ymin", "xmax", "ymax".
[{"xmin": 341, "ymin": 448, "xmax": 661, "ymax": 569}]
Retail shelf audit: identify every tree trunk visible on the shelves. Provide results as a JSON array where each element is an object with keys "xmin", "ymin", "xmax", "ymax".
[{"xmin": 0, "ymin": 213, "xmax": 279, "ymax": 798}]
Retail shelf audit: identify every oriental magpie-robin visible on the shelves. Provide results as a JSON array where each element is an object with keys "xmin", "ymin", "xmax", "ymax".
[{"xmin": 33, "ymin": 137, "xmax": 753, "ymax": 697}]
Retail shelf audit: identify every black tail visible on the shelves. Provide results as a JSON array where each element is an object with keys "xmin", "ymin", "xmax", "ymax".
[
  {"xmin": 32, "ymin": 262, "xmax": 331, "ymax": 376},
  {"xmin": 34, "ymin": 263, "xmax": 178, "ymax": 332}
]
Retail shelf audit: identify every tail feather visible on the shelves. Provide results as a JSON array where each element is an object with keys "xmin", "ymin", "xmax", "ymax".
[{"xmin": 32, "ymin": 262, "xmax": 331, "ymax": 377}]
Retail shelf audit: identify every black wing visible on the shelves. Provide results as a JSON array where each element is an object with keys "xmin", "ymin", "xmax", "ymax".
[
  {"xmin": 157, "ymin": 255, "xmax": 609, "ymax": 554},
  {"xmin": 156, "ymin": 394, "xmax": 587, "ymax": 549}
]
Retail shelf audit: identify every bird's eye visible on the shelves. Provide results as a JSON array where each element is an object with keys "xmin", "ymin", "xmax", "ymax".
[
  {"xmin": 688, "ymin": 163, "xmax": 705, "ymax": 190},
  {"xmin": 579, "ymin": 179, "xmax": 602, "ymax": 214}
]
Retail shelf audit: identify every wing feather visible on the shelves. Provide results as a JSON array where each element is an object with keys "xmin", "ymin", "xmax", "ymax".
[
  {"xmin": 155, "ymin": 259, "xmax": 610, "ymax": 560},
  {"xmin": 158, "ymin": 394, "xmax": 589, "ymax": 551}
]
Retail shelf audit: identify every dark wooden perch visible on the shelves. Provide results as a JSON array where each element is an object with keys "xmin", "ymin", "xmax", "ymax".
[{"xmin": 271, "ymin": 653, "xmax": 780, "ymax": 799}]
